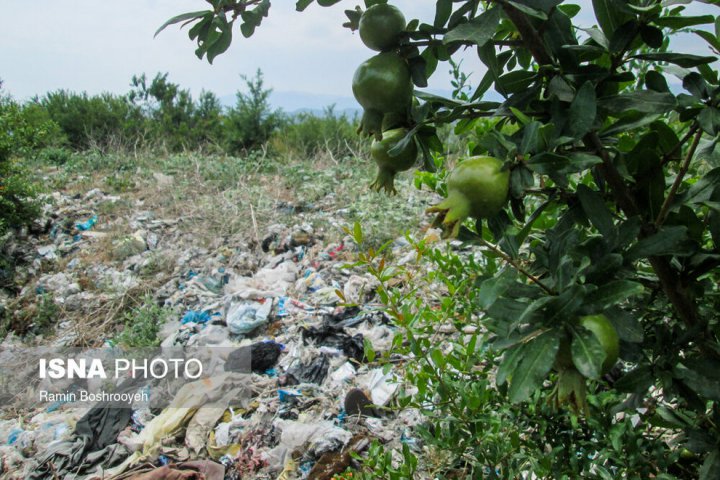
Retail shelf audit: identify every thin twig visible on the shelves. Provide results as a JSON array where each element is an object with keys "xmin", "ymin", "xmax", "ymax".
[
  {"xmin": 655, "ymin": 129, "xmax": 703, "ymax": 227},
  {"xmin": 249, "ymin": 203, "xmax": 260, "ymax": 248},
  {"xmin": 662, "ymin": 123, "xmax": 700, "ymax": 166},
  {"xmin": 479, "ymin": 238, "xmax": 556, "ymax": 295}
]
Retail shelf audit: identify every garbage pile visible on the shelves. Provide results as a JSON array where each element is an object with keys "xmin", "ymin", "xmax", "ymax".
[{"xmin": 0, "ymin": 186, "xmax": 431, "ymax": 479}]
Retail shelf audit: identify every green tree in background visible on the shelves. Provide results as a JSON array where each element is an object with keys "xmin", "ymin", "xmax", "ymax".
[{"xmin": 224, "ymin": 69, "xmax": 283, "ymax": 154}]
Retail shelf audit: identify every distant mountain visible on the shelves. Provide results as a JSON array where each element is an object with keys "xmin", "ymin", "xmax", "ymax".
[
  {"xmin": 220, "ymin": 88, "xmax": 504, "ymax": 115},
  {"xmin": 219, "ymin": 90, "xmax": 359, "ymax": 114}
]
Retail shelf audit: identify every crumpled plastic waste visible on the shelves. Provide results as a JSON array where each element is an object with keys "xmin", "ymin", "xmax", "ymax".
[
  {"xmin": 104, "ymin": 373, "xmax": 270, "ymax": 477},
  {"xmin": 29, "ymin": 405, "xmax": 133, "ymax": 479},
  {"xmin": 181, "ymin": 310, "xmax": 219, "ymax": 325},
  {"xmin": 364, "ymin": 368, "xmax": 400, "ymax": 407},
  {"xmin": 283, "ymin": 354, "xmax": 330, "ymax": 385},
  {"xmin": 301, "ymin": 321, "xmax": 365, "ymax": 363},
  {"xmin": 225, "ymin": 341, "xmax": 283, "ymax": 374},
  {"xmin": 109, "ymin": 459, "xmax": 225, "ymax": 480},
  {"xmin": 225, "ymin": 261, "xmax": 298, "ymax": 300},
  {"xmin": 264, "ymin": 420, "xmax": 352, "ymax": 473},
  {"xmin": 225, "ymin": 300, "xmax": 273, "ymax": 335},
  {"xmin": 329, "ymin": 362, "xmax": 356, "ymax": 385},
  {"xmin": 308, "ymin": 435, "xmax": 369, "ymax": 480},
  {"xmin": 76, "ymin": 215, "xmax": 98, "ymax": 231}
]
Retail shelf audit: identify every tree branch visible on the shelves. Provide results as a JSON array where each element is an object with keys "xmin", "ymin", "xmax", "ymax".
[
  {"xmin": 479, "ymin": 239, "xmax": 556, "ymax": 295},
  {"xmin": 584, "ymin": 132, "xmax": 699, "ymax": 327},
  {"xmin": 655, "ymin": 129, "xmax": 703, "ymax": 227},
  {"xmin": 662, "ymin": 123, "xmax": 700, "ymax": 166},
  {"xmin": 499, "ymin": 2, "xmax": 553, "ymax": 65}
]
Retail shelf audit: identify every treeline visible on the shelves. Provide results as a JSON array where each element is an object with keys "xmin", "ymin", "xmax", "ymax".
[
  {"xmin": 0, "ymin": 71, "xmax": 363, "ymax": 237},
  {"xmin": 2, "ymin": 70, "xmax": 361, "ymax": 157}
]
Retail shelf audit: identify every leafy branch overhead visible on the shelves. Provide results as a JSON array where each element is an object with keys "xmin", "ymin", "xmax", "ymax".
[{"xmin": 160, "ymin": 0, "xmax": 720, "ymax": 477}]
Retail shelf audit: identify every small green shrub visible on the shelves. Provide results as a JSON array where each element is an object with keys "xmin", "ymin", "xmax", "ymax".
[
  {"xmin": 115, "ymin": 298, "xmax": 170, "ymax": 348},
  {"xmin": 224, "ymin": 69, "xmax": 284, "ymax": 154},
  {"xmin": 37, "ymin": 146, "xmax": 73, "ymax": 165},
  {"xmin": 271, "ymin": 106, "xmax": 364, "ymax": 159}
]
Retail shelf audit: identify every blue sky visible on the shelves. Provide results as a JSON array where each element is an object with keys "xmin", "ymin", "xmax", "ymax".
[{"xmin": 0, "ymin": 1, "xmax": 716, "ymax": 109}]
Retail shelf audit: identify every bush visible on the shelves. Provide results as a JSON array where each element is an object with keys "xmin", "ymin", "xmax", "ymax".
[
  {"xmin": 129, "ymin": 73, "xmax": 225, "ymax": 151},
  {"xmin": 114, "ymin": 298, "xmax": 171, "ymax": 348},
  {"xmin": 0, "ymin": 91, "xmax": 56, "ymax": 233},
  {"xmin": 38, "ymin": 89, "xmax": 144, "ymax": 150},
  {"xmin": 271, "ymin": 105, "xmax": 365, "ymax": 159},
  {"xmin": 37, "ymin": 146, "xmax": 73, "ymax": 165},
  {"xmin": 224, "ymin": 69, "xmax": 284, "ymax": 154}
]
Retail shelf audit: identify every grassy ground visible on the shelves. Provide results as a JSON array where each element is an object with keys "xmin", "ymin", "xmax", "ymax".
[{"xmin": 2, "ymin": 148, "xmax": 433, "ymax": 347}]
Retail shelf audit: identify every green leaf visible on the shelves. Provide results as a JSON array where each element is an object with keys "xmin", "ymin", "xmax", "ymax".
[
  {"xmin": 601, "ymin": 112, "xmax": 661, "ymax": 136},
  {"xmin": 654, "ymin": 15, "xmax": 715, "ymax": 29},
  {"xmin": 496, "ymin": 344, "xmax": 523, "ymax": 387},
  {"xmin": 677, "ymin": 364, "xmax": 720, "ymax": 402},
  {"xmin": 570, "ymin": 325, "xmax": 605, "ymax": 379},
  {"xmin": 684, "ymin": 168, "xmax": 720, "ymax": 204},
  {"xmin": 207, "ymin": 19, "xmax": 232, "ymax": 64},
  {"xmin": 508, "ymin": 331, "xmax": 560, "ymax": 403},
  {"xmin": 579, "ymin": 26, "xmax": 609, "ymax": 50},
  {"xmin": 684, "ymin": 72, "xmax": 709, "ymax": 99},
  {"xmin": 443, "ymin": 7, "xmax": 500, "ymax": 48},
  {"xmin": 520, "ymin": 121, "xmax": 541, "ymax": 155},
  {"xmin": 577, "ymin": 184, "xmax": 616, "ymax": 240},
  {"xmin": 548, "ymin": 76, "xmax": 575, "ymax": 102},
  {"xmin": 506, "ymin": 1, "xmax": 548, "ymax": 20},
  {"xmin": 698, "ymin": 108, "xmax": 720, "ymax": 136},
  {"xmin": 585, "ymin": 280, "xmax": 644, "ymax": 309},
  {"xmin": 296, "ymin": 0, "xmax": 314, "ymax": 11},
  {"xmin": 700, "ymin": 450, "xmax": 720, "ymax": 480},
  {"xmin": 527, "ymin": 152, "xmax": 569, "ymax": 175},
  {"xmin": 632, "ymin": 52, "xmax": 717, "ymax": 68},
  {"xmin": 645, "ymin": 70, "xmax": 670, "ymax": 93},
  {"xmin": 693, "ymin": 29, "xmax": 720, "ymax": 53},
  {"xmin": 430, "ymin": 348, "xmax": 446, "ymax": 369},
  {"xmin": 640, "ymin": 25, "xmax": 663, "ymax": 49},
  {"xmin": 364, "ymin": 338, "xmax": 376, "ymax": 362},
  {"xmin": 609, "ymin": 20, "xmax": 639, "ymax": 53},
  {"xmin": 567, "ymin": 81, "xmax": 597, "ymax": 140},
  {"xmin": 497, "ymin": 71, "xmax": 537, "ymax": 95},
  {"xmin": 478, "ymin": 269, "xmax": 517, "ymax": 309},
  {"xmin": 592, "ymin": 0, "xmax": 632, "ymax": 37},
  {"xmin": 614, "ymin": 366, "xmax": 654, "ymax": 393},
  {"xmin": 155, "ymin": 10, "xmax": 211, "ymax": 37},
  {"xmin": 626, "ymin": 226, "xmax": 692, "ymax": 260},
  {"xmin": 600, "ymin": 90, "xmax": 677, "ymax": 115},
  {"xmin": 558, "ymin": 4, "xmax": 581, "ymax": 18},
  {"xmin": 353, "ymin": 221, "xmax": 364, "ymax": 244},
  {"xmin": 434, "ymin": 0, "xmax": 452, "ymax": 28},
  {"xmin": 567, "ymin": 153, "xmax": 602, "ymax": 171}
]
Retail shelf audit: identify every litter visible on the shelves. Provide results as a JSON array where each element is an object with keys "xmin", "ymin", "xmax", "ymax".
[
  {"xmin": 285, "ymin": 354, "xmax": 330, "ymax": 385},
  {"xmin": 4, "ymin": 198, "xmax": 434, "ymax": 479},
  {"xmin": 301, "ymin": 321, "xmax": 365, "ymax": 363},
  {"xmin": 225, "ymin": 300, "xmax": 273, "ymax": 335},
  {"xmin": 75, "ymin": 215, "xmax": 98, "ymax": 231},
  {"xmin": 225, "ymin": 341, "xmax": 283, "ymax": 373},
  {"xmin": 181, "ymin": 310, "xmax": 217, "ymax": 325}
]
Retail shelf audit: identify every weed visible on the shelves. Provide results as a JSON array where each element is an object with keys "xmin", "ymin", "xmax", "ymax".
[{"xmin": 114, "ymin": 297, "xmax": 171, "ymax": 347}]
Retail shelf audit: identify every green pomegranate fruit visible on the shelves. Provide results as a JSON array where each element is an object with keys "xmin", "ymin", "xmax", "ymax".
[
  {"xmin": 578, "ymin": 314, "xmax": 619, "ymax": 374},
  {"xmin": 370, "ymin": 128, "xmax": 417, "ymax": 195},
  {"xmin": 352, "ymin": 52, "xmax": 413, "ymax": 139},
  {"xmin": 427, "ymin": 156, "xmax": 510, "ymax": 238},
  {"xmin": 359, "ymin": 4, "xmax": 406, "ymax": 52}
]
